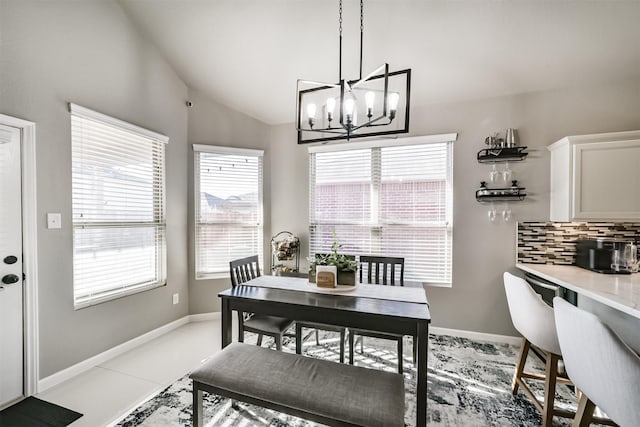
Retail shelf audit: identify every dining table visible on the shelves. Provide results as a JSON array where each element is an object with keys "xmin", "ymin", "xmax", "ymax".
[{"xmin": 218, "ymin": 275, "xmax": 431, "ymax": 427}]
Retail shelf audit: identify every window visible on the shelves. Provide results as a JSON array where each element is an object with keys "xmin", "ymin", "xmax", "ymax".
[
  {"xmin": 309, "ymin": 135, "xmax": 455, "ymax": 285},
  {"xmin": 193, "ymin": 145, "xmax": 264, "ymax": 279},
  {"xmin": 71, "ymin": 104, "xmax": 167, "ymax": 308}
]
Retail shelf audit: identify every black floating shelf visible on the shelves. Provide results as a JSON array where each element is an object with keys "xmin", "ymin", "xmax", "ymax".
[
  {"xmin": 476, "ymin": 187, "xmax": 527, "ymax": 203},
  {"xmin": 477, "ymin": 146, "xmax": 528, "ymax": 163}
]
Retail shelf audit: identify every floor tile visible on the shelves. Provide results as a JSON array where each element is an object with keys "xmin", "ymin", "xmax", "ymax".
[{"xmin": 37, "ymin": 366, "xmax": 161, "ymax": 427}]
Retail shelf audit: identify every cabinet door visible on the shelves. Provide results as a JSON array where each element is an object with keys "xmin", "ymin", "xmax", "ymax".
[{"xmin": 573, "ymin": 139, "xmax": 640, "ymax": 220}]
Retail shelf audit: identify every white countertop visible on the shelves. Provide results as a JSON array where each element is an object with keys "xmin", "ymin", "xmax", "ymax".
[{"xmin": 516, "ymin": 263, "xmax": 640, "ymax": 319}]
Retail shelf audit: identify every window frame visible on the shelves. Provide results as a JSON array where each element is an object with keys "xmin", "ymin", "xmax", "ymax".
[
  {"xmin": 308, "ymin": 133, "xmax": 456, "ymax": 286},
  {"xmin": 193, "ymin": 144, "xmax": 264, "ymax": 280},
  {"xmin": 70, "ymin": 103, "xmax": 168, "ymax": 309}
]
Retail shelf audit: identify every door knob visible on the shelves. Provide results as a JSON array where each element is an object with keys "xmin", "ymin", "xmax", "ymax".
[
  {"xmin": 3, "ymin": 255, "xmax": 18, "ymax": 264},
  {"xmin": 2, "ymin": 274, "xmax": 19, "ymax": 284}
]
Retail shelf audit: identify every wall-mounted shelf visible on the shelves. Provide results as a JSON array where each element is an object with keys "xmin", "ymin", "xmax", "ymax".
[
  {"xmin": 477, "ymin": 146, "xmax": 528, "ymax": 163},
  {"xmin": 476, "ymin": 181, "xmax": 527, "ymax": 203}
]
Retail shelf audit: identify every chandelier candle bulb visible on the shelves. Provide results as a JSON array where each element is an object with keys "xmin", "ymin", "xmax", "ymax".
[
  {"xmin": 344, "ymin": 98, "xmax": 355, "ymax": 124},
  {"xmin": 388, "ymin": 92, "xmax": 400, "ymax": 120},
  {"xmin": 326, "ymin": 97, "xmax": 336, "ymax": 123},
  {"xmin": 307, "ymin": 103, "xmax": 316, "ymax": 128},
  {"xmin": 365, "ymin": 91, "xmax": 375, "ymax": 118}
]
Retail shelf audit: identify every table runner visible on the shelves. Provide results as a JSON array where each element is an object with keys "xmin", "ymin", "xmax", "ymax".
[{"xmin": 244, "ymin": 275, "xmax": 428, "ymax": 305}]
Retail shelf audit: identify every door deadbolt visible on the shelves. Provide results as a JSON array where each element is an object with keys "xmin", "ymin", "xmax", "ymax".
[
  {"xmin": 1, "ymin": 274, "xmax": 20, "ymax": 284},
  {"xmin": 3, "ymin": 255, "xmax": 18, "ymax": 265}
]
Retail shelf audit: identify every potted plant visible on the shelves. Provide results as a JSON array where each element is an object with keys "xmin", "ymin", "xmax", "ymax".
[{"xmin": 308, "ymin": 233, "xmax": 358, "ymax": 286}]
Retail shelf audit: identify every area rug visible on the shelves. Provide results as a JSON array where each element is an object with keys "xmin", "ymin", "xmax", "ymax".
[
  {"xmin": 0, "ymin": 396, "xmax": 83, "ymax": 427},
  {"xmin": 116, "ymin": 331, "xmax": 589, "ymax": 426}
]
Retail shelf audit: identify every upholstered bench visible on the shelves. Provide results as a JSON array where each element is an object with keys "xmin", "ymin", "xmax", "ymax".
[{"xmin": 190, "ymin": 342, "xmax": 405, "ymax": 427}]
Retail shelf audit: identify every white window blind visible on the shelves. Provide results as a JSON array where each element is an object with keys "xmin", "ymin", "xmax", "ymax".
[
  {"xmin": 71, "ymin": 104, "xmax": 167, "ymax": 308},
  {"xmin": 309, "ymin": 136, "xmax": 454, "ymax": 285},
  {"xmin": 194, "ymin": 145, "xmax": 264, "ymax": 279}
]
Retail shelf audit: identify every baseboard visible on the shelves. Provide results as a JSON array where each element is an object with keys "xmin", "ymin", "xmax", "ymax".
[
  {"xmin": 188, "ymin": 312, "xmax": 220, "ymax": 322},
  {"xmin": 38, "ymin": 315, "xmax": 194, "ymax": 393},
  {"xmin": 430, "ymin": 326, "xmax": 521, "ymax": 346}
]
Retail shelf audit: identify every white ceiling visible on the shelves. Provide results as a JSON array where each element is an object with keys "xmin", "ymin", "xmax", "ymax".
[{"xmin": 118, "ymin": 0, "xmax": 640, "ymax": 125}]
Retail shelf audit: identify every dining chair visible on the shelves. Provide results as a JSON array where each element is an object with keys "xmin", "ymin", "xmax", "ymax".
[
  {"xmin": 359, "ymin": 255, "xmax": 405, "ymax": 285},
  {"xmin": 295, "ymin": 253, "xmax": 350, "ymax": 363},
  {"xmin": 554, "ymin": 297, "xmax": 640, "ymax": 427},
  {"xmin": 349, "ymin": 256, "xmax": 408, "ymax": 374},
  {"xmin": 503, "ymin": 272, "xmax": 574, "ymax": 427},
  {"xmin": 229, "ymin": 255, "xmax": 294, "ymax": 351}
]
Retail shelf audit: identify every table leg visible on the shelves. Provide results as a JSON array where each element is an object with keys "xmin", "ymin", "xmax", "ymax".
[
  {"xmin": 221, "ymin": 297, "xmax": 232, "ymax": 348},
  {"xmin": 416, "ymin": 322, "xmax": 428, "ymax": 427}
]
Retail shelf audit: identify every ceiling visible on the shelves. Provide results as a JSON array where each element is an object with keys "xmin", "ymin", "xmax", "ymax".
[{"xmin": 118, "ymin": 0, "xmax": 640, "ymax": 125}]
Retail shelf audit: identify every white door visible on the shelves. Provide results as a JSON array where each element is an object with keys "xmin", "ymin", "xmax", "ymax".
[{"xmin": 0, "ymin": 123, "xmax": 24, "ymax": 407}]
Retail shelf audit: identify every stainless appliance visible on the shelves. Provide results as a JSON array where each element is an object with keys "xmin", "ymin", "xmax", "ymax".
[
  {"xmin": 575, "ymin": 239, "xmax": 637, "ymax": 274},
  {"xmin": 524, "ymin": 273, "xmax": 577, "ymax": 307}
]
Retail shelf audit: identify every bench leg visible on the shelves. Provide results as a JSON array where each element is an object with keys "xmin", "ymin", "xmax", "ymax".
[
  {"xmin": 257, "ymin": 334, "xmax": 263, "ymax": 346},
  {"xmin": 339, "ymin": 329, "xmax": 345, "ymax": 363},
  {"xmin": 275, "ymin": 334, "xmax": 282, "ymax": 351},
  {"xmin": 348, "ymin": 331, "xmax": 355, "ymax": 365},
  {"xmin": 236, "ymin": 311, "xmax": 244, "ymax": 343},
  {"xmin": 192, "ymin": 383, "xmax": 203, "ymax": 427},
  {"xmin": 397, "ymin": 338, "xmax": 403, "ymax": 374},
  {"xmin": 295, "ymin": 323, "xmax": 303, "ymax": 354}
]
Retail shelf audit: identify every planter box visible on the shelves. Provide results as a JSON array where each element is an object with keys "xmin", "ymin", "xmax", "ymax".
[
  {"xmin": 337, "ymin": 270, "xmax": 356, "ymax": 286},
  {"xmin": 309, "ymin": 268, "xmax": 356, "ymax": 285}
]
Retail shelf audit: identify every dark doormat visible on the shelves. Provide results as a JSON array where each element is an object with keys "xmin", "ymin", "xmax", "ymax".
[{"xmin": 0, "ymin": 396, "xmax": 83, "ymax": 427}]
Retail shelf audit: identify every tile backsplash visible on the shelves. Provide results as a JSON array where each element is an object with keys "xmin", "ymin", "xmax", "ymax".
[{"xmin": 517, "ymin": 221, "xmax": 640, "ymax": 265}]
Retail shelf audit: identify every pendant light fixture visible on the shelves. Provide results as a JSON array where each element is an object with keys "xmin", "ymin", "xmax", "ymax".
[{"xmin": 296, "ymin": 0, "xmax": 411, "ymax": 144}]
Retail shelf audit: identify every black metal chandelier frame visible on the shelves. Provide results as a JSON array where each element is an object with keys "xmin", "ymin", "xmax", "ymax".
[{"xmin": 296, "ymin": 0, "xmax": 411, "ymax": 144}]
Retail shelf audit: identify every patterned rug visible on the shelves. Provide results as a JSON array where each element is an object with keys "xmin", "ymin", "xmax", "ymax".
[{"xmin": 115, "ymin": 331, "xmax": 590, "ymax": 426}]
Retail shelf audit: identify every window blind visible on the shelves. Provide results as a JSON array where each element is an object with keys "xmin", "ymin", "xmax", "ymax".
[
  {"xmin": 194, "ymin": 145, "xmax": 264, "ymax": 278},
  {"xmin": 309, "ymin": 137, "xmax": 453, "ymax": 285},
  {"xmin": 71, "ymin": 104, "xmax": 167, "ymax": 308}
]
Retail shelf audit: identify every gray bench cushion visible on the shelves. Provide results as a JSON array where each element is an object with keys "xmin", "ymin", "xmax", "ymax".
[{"xmin": 190, "ymin": 342, "xmax": 405, "ymax": 427}]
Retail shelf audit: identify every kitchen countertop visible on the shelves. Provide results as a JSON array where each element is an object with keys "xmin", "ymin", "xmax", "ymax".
[{"xmin": 516, "ymin": 263, "xmax": 640, "ymax": 320}]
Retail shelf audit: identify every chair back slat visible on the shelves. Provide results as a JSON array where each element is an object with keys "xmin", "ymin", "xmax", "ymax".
[
  {"xmin": 359, "ymin": 256, "xmax": 404, "ymax": 286},
  {"xmin": 229, "ymin": 255, "xmax": 261, "ymax": 287}
]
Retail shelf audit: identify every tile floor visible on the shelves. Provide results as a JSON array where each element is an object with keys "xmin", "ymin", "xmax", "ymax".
[{"xmin": 36, "ymin": 319, "xmax": 223, "ymax": 427}]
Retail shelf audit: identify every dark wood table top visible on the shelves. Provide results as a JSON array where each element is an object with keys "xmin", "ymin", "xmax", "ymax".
[{"xmin": 219, "ymin": 285, "xmax": 431, "ymax": 322}]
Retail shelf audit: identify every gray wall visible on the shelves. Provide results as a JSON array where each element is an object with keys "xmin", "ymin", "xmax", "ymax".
[
  {"xmin": 186, "ymin": 89, "xmax": 272, "ymax": 314},
  {"xmin": 0, "ymin": 0, "xmax": 190, "ymax": 378},
  {"xmin": 269, "ymin": 78, "xmax": 640, "ymax": 336}
]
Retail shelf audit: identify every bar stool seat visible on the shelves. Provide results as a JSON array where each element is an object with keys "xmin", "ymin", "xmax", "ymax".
[
  {"xmin": 503, "ymin": 272, "xmax": 572, "ymax": 426},
  {"xmin": 554, "ymin": 297, "xmax": 640, "ymax": 427}
]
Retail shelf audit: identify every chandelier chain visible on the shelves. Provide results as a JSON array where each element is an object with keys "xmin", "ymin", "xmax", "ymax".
[
  {"xmin": 339, "ymin": 0, "xmax": 343, "ymax": 36},
  {"xmin": 338, "ymin": 0, "xmax": 343, "ymax": 82},
  {"xmin": 359, "ymin": 0, "xmax": 364, "ymax": 79}
]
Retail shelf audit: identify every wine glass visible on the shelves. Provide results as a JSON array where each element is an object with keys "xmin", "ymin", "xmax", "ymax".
[
  {"xmin": 488, "ymin": 203, "xmax": 497, "ymax": 222},
  {"xmin": 489, "ymin": 164, "xmax": 499, "ymax": 183},
  {"xmin": 502, "ymin": 204, "xmax": 512, "ymax": 222},
  {"xmin": 502, "ymin": 161, "xmax": 512, "ymax": 181}
]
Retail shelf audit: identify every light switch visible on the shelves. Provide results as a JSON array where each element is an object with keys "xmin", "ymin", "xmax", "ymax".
[{"xmin": 47, "ymin": 213, "xmax": 62, "ymax": 229}]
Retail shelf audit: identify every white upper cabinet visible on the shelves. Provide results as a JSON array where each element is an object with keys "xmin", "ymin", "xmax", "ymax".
[{"xmin": 549, "ymin": 130, "xmax": 640, "ymax": 221}]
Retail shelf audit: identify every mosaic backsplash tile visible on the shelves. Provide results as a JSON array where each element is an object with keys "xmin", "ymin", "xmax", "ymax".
[{"xmin": 517, "ymin": 222, "xmax": 640, "ymax": 264}]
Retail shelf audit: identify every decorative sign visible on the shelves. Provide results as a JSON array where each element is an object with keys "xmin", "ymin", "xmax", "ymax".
[{"xmin": 316, "ymin": 265, "xmax": 337, "ymax": 288}]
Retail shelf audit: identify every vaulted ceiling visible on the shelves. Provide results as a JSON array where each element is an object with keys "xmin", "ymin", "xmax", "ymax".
[{"xmin": 119, "ymin": 0, "xmax": 640, "ymax": 125}]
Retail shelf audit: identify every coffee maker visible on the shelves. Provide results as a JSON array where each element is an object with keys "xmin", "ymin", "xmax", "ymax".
[{"xmin": 575, "ymin": 239, "xmax": 638, "ymax": 274}]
